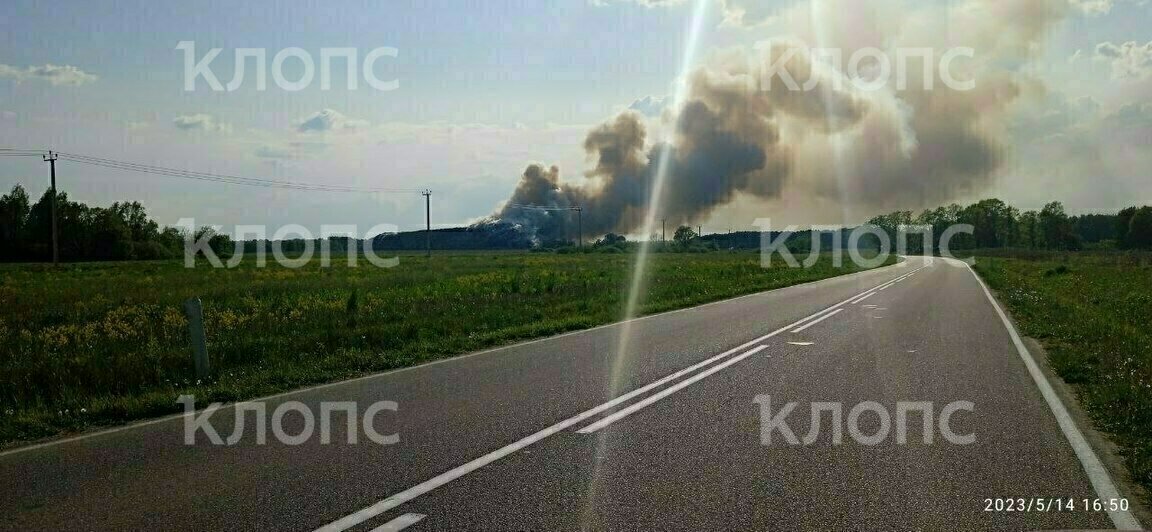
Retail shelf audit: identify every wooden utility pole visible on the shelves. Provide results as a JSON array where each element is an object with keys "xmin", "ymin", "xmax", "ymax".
[
  {"xmin": 662, "ymin": 219, "xmax": 666, "ymax": 243},
  {"xmin": 43, "ymin": 151, "xmax": 59, "ymax": 265},
  {"xmin": 422, "ymin": 190, "xmax": 432, "ymax": 258},
  {"xmin": 575, "ymin": 206, "xmax": 583, "ymax": 249}
]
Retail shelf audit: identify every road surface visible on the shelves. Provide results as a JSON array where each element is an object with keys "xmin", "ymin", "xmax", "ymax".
[{"xmin": 0, "ymin": 256, "xmax": 1141, "ymax": 530}]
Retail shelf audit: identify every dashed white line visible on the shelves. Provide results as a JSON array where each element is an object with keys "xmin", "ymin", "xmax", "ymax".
[
  {"xmin": 790, "ymin": 308, "xmax": 844, "ymax": 333},
  {"xmin": 369, "ymin": 513, "xmax": 426, "ymax": 532},
  {"xmin": 851, "ymin": 292, "xmax": 877, "ymax": 305},
  {"xmin": 313, "ymin": 263, "xmax": 928, "ymax": 532}
]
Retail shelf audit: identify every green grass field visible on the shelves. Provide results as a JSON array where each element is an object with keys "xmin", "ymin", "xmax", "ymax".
[
  {"xmin": 0, "ymin": 250, "xmax": 889, "ymax": 446},
  {"xmin": 974, "ymin": 253, "xmax": 1152, "ymax": 494}
]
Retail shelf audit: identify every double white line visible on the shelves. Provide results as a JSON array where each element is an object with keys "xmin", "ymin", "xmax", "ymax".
[{"xmin": 314, "ymin": 265, "xmax": 925, "ymax": 532}]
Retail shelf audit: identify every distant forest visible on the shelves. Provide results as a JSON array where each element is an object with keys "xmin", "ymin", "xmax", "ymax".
[{"xmin": 0, "ymin": 184, "xmax": 1150, "ymax": 263}]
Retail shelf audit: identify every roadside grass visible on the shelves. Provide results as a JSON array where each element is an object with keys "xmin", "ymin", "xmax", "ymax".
[
  {"xmin": 0, "ymin": 251, "xmax": 891, "ymax": 447},
  {"xmin": 973, "ymin": 253, "xmax": 1152, "ymax": 494}
]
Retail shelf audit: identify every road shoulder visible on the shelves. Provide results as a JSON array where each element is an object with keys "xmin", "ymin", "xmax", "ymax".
[{"xmin": 983, "ymin": 278, "xmax": 1151, "ymax": 528}]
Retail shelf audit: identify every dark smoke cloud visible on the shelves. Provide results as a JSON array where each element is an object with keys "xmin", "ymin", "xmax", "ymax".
[{"xmin": 487, "ymin": 0, "xmax": 1070, "ymax": 241}]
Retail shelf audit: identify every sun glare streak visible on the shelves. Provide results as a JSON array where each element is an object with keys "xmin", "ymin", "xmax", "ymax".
[
  {"xmin": 581, "ymin": 0, "xmax": 711, "ymax": 523},
  {"xmin": 810, "ymin": 0, "xmax": 854, "ymax": 226}
]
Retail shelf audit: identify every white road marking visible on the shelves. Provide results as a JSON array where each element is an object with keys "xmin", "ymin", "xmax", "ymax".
[
  {"xmin": 368, "ymin": 513, "xmax": 426, "ymax": 532},
  {"xmin": 851, "ymin": 292, "xmax": 877, "ymax": 304},
  {"xmin": 311, "ymin": 336, "xmax": 772, "ymax": 532},
  {"xmin": 786, "ymin": 341, "xmax": 814, "ymax": 346},
  {"xmin": 964, "ymin": 259, "xmax": 1142, "ymax": 530},
  {"xmin": 790, "ymin": 308, "xmax": 844, "ymax": 333},
  {"xmin": 870, "ymin": 270, "xmax": 918, "ymax": 293},
  {"xmin": 576, "ymin": 345, "xmax": 769, "ymax": 434},
  {"xmin": 577, "ymin": 267, "xmax": 924, "ymax": 433},
  {"xmin": 313, "ymin": 264, "xmax": 926, "ymax": 532}
]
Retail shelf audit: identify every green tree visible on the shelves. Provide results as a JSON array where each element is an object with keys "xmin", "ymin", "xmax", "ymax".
[
  {"xmin": 1128, "ymin": 206, "xmax": 1152, "ymax": 250},
  {"xmin": 673, "ymin": 225, "xmax": 698, "ymax": 248},
  {"xmin": 1039, "ymin": 201, "xmax": 1080, "ymax": 250},
  {"xmin": 0, "ymin": 185, "xmax": 31, "ymax": 260},
  {"xmin": 595, "ymin": 233, "xmax": 626, "ymax": 247},
  {"xmin": 960, "ymin": 199, "xmax": 1017, "ymax": 248},
  {"xmin": 1017, "ymin": 210, "xmax": 1039, "ymax": 249},
  {"xmin": 1116, "ymin": 206, "xmax": 1137, "ymax": 249}
]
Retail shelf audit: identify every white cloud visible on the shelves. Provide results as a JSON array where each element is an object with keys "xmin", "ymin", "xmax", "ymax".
[
  {"xmin": 1095, "ymin": 40, "xmax": 1152, "ymax": 79},
  {"xmin": 1070, "ymin": 0, "xmax": 1115, "ymax": 15},
  {"xmin": 717, "ymin": 0, "xmax": 783, "ymax": 27},
  {"xmin": 590, "ymin": 0, "xmax": 779, "ymax": 26},
  {"xmin": 0, "ymin": 64, "xmax": 98, "ymax": 86},
  {"xmin": 1069, "ymin": 0, "xmax": 1150, "ymax": 16},
  {"xmin": 173, "ymin": 114, "xmax": 233, "ymax": 134},
  {"xmin": 296, "ymin": 109, "xmax": 369, "ymax": 133},
  {"xmin": 590, "ymin": 0, "xmax": 687, "ymax": 6},
  {"xmin": 627, "ymin": 95, "xmax": 668, "ymax": 117}
]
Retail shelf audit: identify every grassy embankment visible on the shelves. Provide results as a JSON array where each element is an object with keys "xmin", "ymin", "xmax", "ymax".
[
  {"xmin": 0, "ymin": 250, "xmax": 891, "ymax": 446},
  {"xmin": 973, "ymin": 251, "xmax": 1152, "ymax": 494}
]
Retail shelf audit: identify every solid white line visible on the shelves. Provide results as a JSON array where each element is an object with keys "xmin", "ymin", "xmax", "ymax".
[
  {"xmin": 870, "ymin": 270, "xmax": 916, "ymax": 293},
  {"xmin": 0, "ymin": 259, "xmax": 915, "ymax": 458},
  {"xmin": 368, "ymin": 513, "xmax": 426, "ymax": 532},
  {"xmin": 313, "ymin": 263, "xmax": 929, "ymax": 531},
  {"xmin": 310, "ymin": 353, "xmax": 728, "ymax": 531},
  {"xmin": 790, "ymin": 308, "xmax": 844, "ymax": 333},
  {"xmin": 964, "ymin": 260, "xmax": 1141, "ymax": 530},
  {"xmin": 850, "ymin": 292, "xmax": 877, "ymax": 305},
  {"xmin": 576, "ymin": 345, "xmax": 769, "ymax": 434}
]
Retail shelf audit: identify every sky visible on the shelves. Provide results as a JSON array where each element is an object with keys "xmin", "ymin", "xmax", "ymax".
[{"xmin": 0, "ymin": 0, "xmax": 1149, "ymax": 235}]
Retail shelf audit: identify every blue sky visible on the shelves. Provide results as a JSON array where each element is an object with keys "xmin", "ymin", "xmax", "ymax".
[{"xmin": 1, "ymin": 0, "xmax": 1150, "ymax": 234}]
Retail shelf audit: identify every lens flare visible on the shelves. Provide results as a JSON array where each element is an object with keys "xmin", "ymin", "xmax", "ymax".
[{"xmin": 581, "ymin": 0, "xmax": 712, "ymax": 522}]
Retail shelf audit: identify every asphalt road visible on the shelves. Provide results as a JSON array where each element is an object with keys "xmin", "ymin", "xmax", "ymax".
[{"xmin": 0, "ymin": 257, "xmax": 1141, "ymax": 531}]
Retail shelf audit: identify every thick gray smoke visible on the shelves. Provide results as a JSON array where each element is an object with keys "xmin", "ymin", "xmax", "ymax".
[{"xmin": 488, "ymin": 0, "xmax": 1069, "ymax": 242}]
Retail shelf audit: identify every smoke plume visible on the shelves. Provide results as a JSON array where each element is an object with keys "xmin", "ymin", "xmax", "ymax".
[{"xmin": 488, "ymin": 0, "xmax": 1070, "ymax": 242}]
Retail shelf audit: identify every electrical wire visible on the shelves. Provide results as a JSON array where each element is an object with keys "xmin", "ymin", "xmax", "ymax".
[
  {"xmin": 505, "ymin": 202, "xmax": 581, "ymax": 211},
  {"xmin": 0, "ymin": 148, "xmax": 426, "ymax": 193}
]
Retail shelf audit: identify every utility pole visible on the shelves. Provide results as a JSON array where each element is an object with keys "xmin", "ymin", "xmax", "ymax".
[
  {"xmin": 43, "ymin": 151, "xmax": 59, "ymax": 265},
  {"xmin": 575, "ymin": 206, "xmax": 583, "ymax": 249},
  {"xmin": 421, "ymin": 190, "xmax": 431, "ymax": 258},
  {"xmin": 662, "ymin": 218, "xmax": 666, "ymax": 243}
]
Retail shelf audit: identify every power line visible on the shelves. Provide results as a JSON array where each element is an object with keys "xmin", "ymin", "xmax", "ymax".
[
  {"xmin": 505, "ymin": 203, "xmax": 581, "ymax": 212},
  {"xmin": 0, "ymin": 148, "xmax": 48, "ymax": 157},
  {"xmin": 0, "ymin": 148, "xmax": 426, "ymax": 193},
  {"xmin": 56, "ymin": 152, "xmax": 425, "ymax": 193}
]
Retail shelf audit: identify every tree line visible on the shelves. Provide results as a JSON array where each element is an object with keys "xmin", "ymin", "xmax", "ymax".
[
  {"xmin": 0, "ymin": 185, "xmax": 185, "ymax": 262},
  {"xmin": 2, "ymin": 183, "xmax": 1150, "ymax": 263},
  {"xmin": 865, "ymin": 200, "xmax": 1152, "ymax": 253}
]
